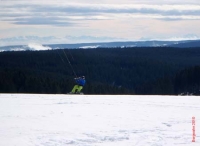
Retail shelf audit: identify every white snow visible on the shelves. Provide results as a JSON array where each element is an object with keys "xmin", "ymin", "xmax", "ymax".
[
  {"xmin": 0, "ymin": 94, "xmax": 199, "ymax": 146},
  {"xmin": 79, "ymin": 45, "xmax": 100, "ymax": 49},
  {"xmin": 27, "ymin": 43, "xmax": 52, "ymax": 51}
]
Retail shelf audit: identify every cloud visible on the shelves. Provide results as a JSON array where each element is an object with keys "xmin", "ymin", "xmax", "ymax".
[
  {"xmin": 0, "ymin": 35, "xmax": 126, "ymax": 46},
  {"xmin": 140, "ymin": 34, "xmax": 200, "ymax": 41},
  {"xmin": 0, "ymin": 36, "xmax": 58, "ymax": 46},
  {"xmin": 14, "ymin": 17, "xmax": 75, "ymax": 26},
  {"xmin": 65, "ymin": 35, "xmax": 125, "ymax": 42},
  {"xmin": 0, "ymin": 36, "xmax": 56, "ymax": 42},
  {"xmin": 1, "ymin": 1, "xmax": 200, "ymax": 45},
  {"xmin": 1, "ymin": 3, "xmax": 200, "ymax": 27}
]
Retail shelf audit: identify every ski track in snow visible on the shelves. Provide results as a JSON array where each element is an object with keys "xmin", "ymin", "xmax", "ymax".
[{"xmin": 0, "ymin": 94, "xmax": 199, "ymax": 146}]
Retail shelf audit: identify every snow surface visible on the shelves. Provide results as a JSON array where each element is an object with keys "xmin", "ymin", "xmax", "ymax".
[{"xmin": 0, "ymin": 94, "xmax": 199, "ymax": 146}]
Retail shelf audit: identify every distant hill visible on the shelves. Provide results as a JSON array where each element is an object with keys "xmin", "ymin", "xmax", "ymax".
[
  {"xmin": 170, "ymin": 40, "xmax": 200, "ymax": 48},
  {"xmin": 0, "ymin": 40, "xmax": 200, "ymax": 52}
]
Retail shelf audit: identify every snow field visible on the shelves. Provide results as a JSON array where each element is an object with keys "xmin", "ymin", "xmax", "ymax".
[{"xmin": 0, "ymin": 94, "xmax": 199, "ymax": 146}]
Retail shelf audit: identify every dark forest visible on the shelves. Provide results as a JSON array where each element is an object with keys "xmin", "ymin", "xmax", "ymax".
[{"xmin": 0, "ymin": 47, "xmax": 200, "ymax": 95}]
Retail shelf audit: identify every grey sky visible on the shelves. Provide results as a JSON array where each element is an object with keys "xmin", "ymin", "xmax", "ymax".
[{"xmin": 0, "ymin": 0, "xmax": 200, "ymax": 46}]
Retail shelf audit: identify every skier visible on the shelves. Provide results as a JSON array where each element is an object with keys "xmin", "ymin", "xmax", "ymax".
[{"xmin": 69, "ymin": 76, "xmax": 86, "ymax": 94}]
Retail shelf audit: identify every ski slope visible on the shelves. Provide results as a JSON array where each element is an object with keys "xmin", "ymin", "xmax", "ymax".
[{"xmin": 0, "ymin": 94, "xmax": 199, "ymax": 146}]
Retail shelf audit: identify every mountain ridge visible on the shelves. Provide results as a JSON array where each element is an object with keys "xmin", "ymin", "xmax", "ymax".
[{"xmin": 0, "ymin": 40, "xmax": 200, "ymax": 51}]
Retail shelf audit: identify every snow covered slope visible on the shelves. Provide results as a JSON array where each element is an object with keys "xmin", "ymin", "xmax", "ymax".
[{"xmin": 0, "ymin": 94, "xmax": 199, "ymax": 146}]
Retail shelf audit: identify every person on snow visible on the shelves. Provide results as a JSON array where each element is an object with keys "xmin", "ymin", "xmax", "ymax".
[{"xmin": 70, "ymin": 76, "xmax": 86, "ymax": 94}]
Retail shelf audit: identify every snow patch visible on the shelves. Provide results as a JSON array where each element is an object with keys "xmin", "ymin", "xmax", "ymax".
[
  {"xmin": 10, "ymin": 47, "xmax": 27, "ymax": 51},
  {"xmin": 0, "ymin": 43, "xmax": 53, "ymax": 52},
  {"xmin": 79, "ymin": 45, "xmax": 100, "ymax": 49},
  {"xmin": 27, "ymin": 43, "xmax": 52, "ymax": 51}
]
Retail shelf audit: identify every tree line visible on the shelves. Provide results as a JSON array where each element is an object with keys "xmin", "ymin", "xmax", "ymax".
[{"xmin": 0, "ymin": 47, "xmax": 200, "ymax": 95}]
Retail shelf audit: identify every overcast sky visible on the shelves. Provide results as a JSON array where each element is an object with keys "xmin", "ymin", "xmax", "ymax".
[{"xmin": 0, "ymin": 0, "xmax": 200, "ymax": 46}]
